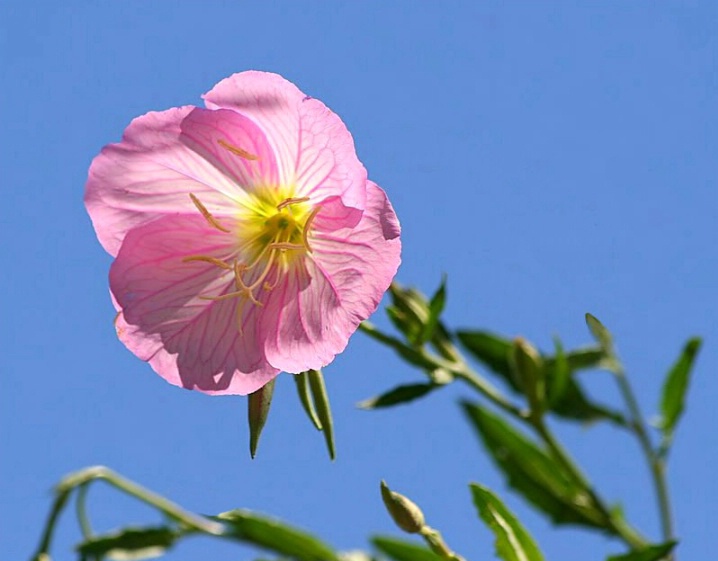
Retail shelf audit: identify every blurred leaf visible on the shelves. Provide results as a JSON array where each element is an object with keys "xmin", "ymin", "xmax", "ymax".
[
  {"xmin": 307, "ymin": 370, "xmax": 335, "ymax": 460},
  {"xmin": 358, "ymin": 383, "xmax": 439, "ymax": 410},
  {"xmin": 248, "ymin": 379, "xmax": 276, "ymax": 459},
  {"xmin": 547, "ymin": 339, "xmax": 570, "ymax": 406},
  {"xmin": 585, "ymin": 313, "xmax": 614, "ymax": 354},
  {"xmin": 658, "ymin": 338, "xmax": 702, "ymax": 437},
  {"xmin": 512, "ymin": 338, "xmax": 545, "ymax": 417},
  {"xmin": 470, "ymin": 484, "xmax": 544, "ymax": 561},
  {"xmin": 217, "ymin": 509, "xmax": 339, "ymax": 561},
  {"xmin": 421, "ymin": 277, "xmax": 447, "ymax": 344},
  {"xmin": 458, "ymin": 330, "xmax": 625, "ymax": 425},
  {"xmin": 294, "ymin": 372, "xmax": 322, "ymax": 430},
  {"xmin": 461, "ymin": 401, "xmax": 608, "ymax": 530},
  {"xmin": 359, "ymin": 323, "xmax": 438, "ymax": 371},
  {"xmin": 606, "ymin": 541, "xmax": 677, "ymax": 561},
  {"xmin": 76, "ymin": 526, "xmax": 177, "ymax": 560},
  {"xmin": 372, "ymin": 536, "xmax": 443, "ymax": 561}
]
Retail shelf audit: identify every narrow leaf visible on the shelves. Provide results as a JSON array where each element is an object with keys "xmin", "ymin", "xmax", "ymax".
[
  {"xmin": 76, "ymin": 526, "xmax": 177, "ymax": 560},
  {"xmin": 607, "ymin": 541, "xmax": 677, "ymax": 561},
  {"xmin": 307, "ymin": 369, "xmax": 335, "ymax": 460},
  {"xmin": 421, "ymin": 277, "xmax": 447, "ymax": 344},
  {"xmin": 658, "ymin": 338, "xmax": 701, "ymax": 436},
  {"xmin": 461, "ymin": 401, "xmax": 608, "ymax": 530},
  {"xmin": 585, "ymin": 313, "xmax": 614, "ymax": 354},
  {"xmin": 456, "ymin": 330, "xmax": 517, "ymax": 389},
  {"xmin": 358, "ymin": 383, "xmax": 438, "ymax": 410},
  {"xmin": 248, "ymin": 378, "xmax": 276, "ymax": 458},
  {"xmin": 470, "ymin": 484, "xmax": 544, "ymax": 561},
  {"xmin": 547, "ymin": 339, "xmax": 570, "ymax": 406},
  {"xmin": 294, "ymin": 372, "xmax": 322, "ymax": 430},
  {"xmin": 372, "ymin": 536, "xmax": 443, "ymax": 561},
  {"xmin": 217, "ymin": 509, "xmax": 339, "ymax": 561},
  {"xmin": 359, "ymin": 322, "xmax": 438, "ymax": 371}
]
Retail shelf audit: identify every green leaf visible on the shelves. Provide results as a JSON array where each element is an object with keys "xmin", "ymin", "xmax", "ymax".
[
  {"xmin": 457, "ymin": 330, "xmax": 625, "ymax": 426},
  {"xmin": 607, "ymin": 541, "xmax": 677, "ymax": 561},
  {"xmin": 547, "ymin": 339, "xmax": 570, "ymax": 406},
  {"xmin": 461, "ymin": 401, "xmax": 609, "ymax": 530},
  {"xmin": 307, "ymin": 369, "xmax": 335, "ymax": 460},
  {"xmin": 217, "ymin": 509, "xmax": 339, "ymax": 561},
  {"xmin": 421, "ymin": 277, "xmax": 447, "ymax": 344},
  {"xmin": 585, "ymin": 313, "xmax": 614, "ymax": 353},
  {"xmin": 248, "ymin": 378, "xmax": 276, "ymax": 459},
  {"xmin": 658, "ymin": 338, "xmax": 702, "ymax": 436},
  {"xmin": 76, "ymin": 526, "xmax": 177, "ymax": 560},
  {"xmin": 470, "ymin": 484, "xmax": 544, "ymax": 561},
  {"xmin": 358, "ymin": 383, "xmax": 439, "ymax": 410},
  {"xmin": 359, "ymin": 322, "xmax": 438, "ymax": 371},
  {"xmin": 372, "ymin": 536, "xmax": 443, "ymax": 561},
  {"xmin": 294, "ymin": 372, "xmax": 323, "ymax": 430}
]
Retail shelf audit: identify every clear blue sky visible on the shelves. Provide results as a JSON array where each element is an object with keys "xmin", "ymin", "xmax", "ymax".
[{"xmin": 2, "ymin": 2, "xmax": 716, "ymax": 560}]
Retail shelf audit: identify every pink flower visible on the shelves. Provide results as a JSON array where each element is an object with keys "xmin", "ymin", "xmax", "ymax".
[{"xmin": 85, "ymin": 71, "xmax": 401, "ymax": 395}]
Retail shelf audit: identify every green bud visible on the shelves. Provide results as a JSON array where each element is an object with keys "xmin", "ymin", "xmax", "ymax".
[
  {"xmin": 380, "ymin": 480, "xmax": 426, "ymax": 534},
  {"xmin": 511, "ymin": 338, "xmax": 545, "ymax": 416}
]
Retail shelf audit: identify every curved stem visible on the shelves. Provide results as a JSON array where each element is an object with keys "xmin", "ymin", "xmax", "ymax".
[{"xmin": 613, "ymin": 367, "xmax": 674, "ymax": 546}]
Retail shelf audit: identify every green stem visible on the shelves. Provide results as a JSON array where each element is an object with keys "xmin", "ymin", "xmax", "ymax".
[
  {"xmin": 76, "ymin": 483, "xmax": 93, "ymax": 540},
  {"xmin": 613, "ymin": 367, "xmax": 674, "ymax": 547},
  {"xmin": 451, "ymin": 363, "xmax": 525, "ymax": 419}
]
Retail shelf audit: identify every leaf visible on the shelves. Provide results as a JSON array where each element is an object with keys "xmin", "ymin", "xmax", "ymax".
[
  {"xmin": 658, "ymin": 338, "xmax": 702, "ymax": 436},
  {"xmin": 358, "ymin": 383, "xmax": 439, "ymax": 410},
  {"xmin": 359, "ymin": 322, "xmax": 438, "ymax": 371},
  {"xmin": 421, "ymin": 277, "xmax": 447, "ymax": 344},
  {"xmin": 307, "ymin": 369, "xmax": 335, "ymax": 460},
  {"xmin": 76, "ymin": 526, "xmax": 177, "ymax": 560},
  {"xmin": 248, "ymin": 378, "xmax": 276, "ymax": 458},
  {"xmin": 547, "ymin": 339, "xmax": 570, "ymax": 406},
  {"xmin": 217, "ymin": 509, "xmax": 339, "ymax": 561},
  {"xmin": 294, "ymin": 372, "xmax": 323, "ymax": 430},
  {"xmin": 470, "ymin": 484, "xmax": 545, "ymax": 561},
  {"xmin": 606, "ymin": 541, "xmax": 677, "ymax": 561},
  {"xmin": 371, "ymin": 536, "xmax": 443, "ymax": 561},
  {"xmin": 457, "ymin": 330, "xmax": 625, "ymax": 426},
  {"xmin": 585, "ymin": 313, "xmax": 614, "ymax": 354},
  {"xmin": 461, "ymin": 401, "xmax": 609, "ymax": 531}
]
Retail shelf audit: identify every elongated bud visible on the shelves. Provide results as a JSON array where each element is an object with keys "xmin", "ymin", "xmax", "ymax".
[
  {"xmin": 512, "ymin": 338, "xmax": 545, "ymax": 417},
  {"xmin": 380, "ymin": 480, "xmax": 425, "ymax": 533},
  {"xmin": 248, "ymin": 378, "xmax": 276, "ymax": 458}
]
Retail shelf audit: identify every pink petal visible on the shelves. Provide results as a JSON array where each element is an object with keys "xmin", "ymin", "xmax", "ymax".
[
  {"xmin": 110, "ymin": 213, "xmax": 279, "ymax": 395},
  {"xmin": 203, "ymin": 71, "xmax": 367, "ymax": 210},
  {"xmin": 260, "ymin": 181, "xmax": 401, "ymax": 372},
  {"xmin": 179, "ymin": 107, "xmax": 279, "ymax": 194},
  {"xmin": 85, "ymin": 107, "xmax": 243, "ymax": 256}
]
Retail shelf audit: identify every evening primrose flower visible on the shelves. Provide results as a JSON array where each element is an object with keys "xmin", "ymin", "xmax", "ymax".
[{"xmin": 85, "ymin": 71, "xmax": 401, "ymax": 395}]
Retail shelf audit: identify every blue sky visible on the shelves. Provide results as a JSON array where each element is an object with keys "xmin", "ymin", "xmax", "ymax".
[{"xmin": 2, "ymin": 2, "xmax": 716, "ymax": 560}]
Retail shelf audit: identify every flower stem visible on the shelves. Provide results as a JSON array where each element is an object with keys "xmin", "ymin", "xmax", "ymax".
[{"xmin": 613, "ymin": 366, "xmax": 674, "ymax": 549}]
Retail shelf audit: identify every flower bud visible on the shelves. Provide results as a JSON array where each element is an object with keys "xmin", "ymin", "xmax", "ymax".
[{"xmin": 380, "ymin": 480, "xmax": 426, "ymax": 533}]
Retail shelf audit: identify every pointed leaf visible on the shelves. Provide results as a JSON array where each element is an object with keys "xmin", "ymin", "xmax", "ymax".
[
  {"xmin": 307, "ymin": 369, "xmax": 335, "ymax": 460},
  {"xmin": 248, "ymin": 378, "xmax": 276, "ymax": 458},
  {"xmin": 607, "ymin": 541, "xmax": 677, "ymax": 561},
  {"xmin": 461, "ymin": 401, "xmax": 608, "ymax": 530},
  {"xmin": 470, "ymin": 484, "xmax": 544, "ymax": 561},
  {"xmin": 359, "ymin": 322, "xmax": 438, "ymax": 371},
  {"xmin": 585, "ymin": 313, "xmax": 614, "ymax": 353},
  {"xmin": 421, "ymin": 277, "xmax": 447, "ymax": 344},
  {"xmin": 456, "ymin": 330, "xmax": 517, "ymax": 388},
  {"xmin": 658, "ymin": 338, "xmax": 701, "ymax": 436},
  {"xmin": 76, "ymin": 526, "xmax": 177, "ymax": 560},
  {"xmin": 358, "ymin": 383, "xmax": 439, "ymax": 410},
  {"xmin": 547, "ymin": 339, "xmax": 570, "ymax": 406},
  {"xmin": 372, "ymin": 536, "xmax": 443, "ymax": 561},
  {"xmin": 544, "ymin": 346, "xmax": 606, "ymax": 372},
  {"xmin": 217, "ymin": 509, "xmax": 340, "ymax": 561},
  {"xmin": 294, "ymin": 372, "xmax": 322, "ymax": 430}
]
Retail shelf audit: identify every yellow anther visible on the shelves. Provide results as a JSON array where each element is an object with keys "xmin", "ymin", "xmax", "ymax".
[
  {"xmin": 189, "ymin": 193, "xmax": 231, "ymax": 233},
  {"xmin": 276, "ymin": 196, "xmax": 310, "ymax": 211},
  {"xmin": 182, "ymin": 255, "xmax": 232, "ymax": 270},
  {"xmin": 217, "ymin": 139, "xmax": 259, "ymax": 161},
  {"xmin": 269, "ymin": 242, "xmax": 306, "ymax": 251}
]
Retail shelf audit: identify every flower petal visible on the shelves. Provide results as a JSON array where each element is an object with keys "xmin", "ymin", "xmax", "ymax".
[
  {"xmin": 260, "ymin": 181, "xmax": 401, "ymax": 372},
  {"xmin": 86, "ymin": 107, "xmax": 242, "ymax": 256},
  {"xmin": 110, "ymin": 213, "xmax": 279, "ymax": 395},
  {"xmin": 203, "ymin": 71, "xmax": 367, "ymax": 210},
  {"xmin": 179, "ymin": 107, "xmax": 279, "ymax": 194}
]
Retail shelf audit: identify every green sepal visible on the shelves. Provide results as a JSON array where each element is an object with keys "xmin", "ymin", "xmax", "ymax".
[
  {"xmin": 248, "ymin": 378, "xmax": 276, "ymax": 458},
  {"xmin": 307, "ymin": 369, "xmax": 335, "ymax": 460},
  {"xmin": 294, "ymin": 371, "xmax": 323, "ymax": 430}
]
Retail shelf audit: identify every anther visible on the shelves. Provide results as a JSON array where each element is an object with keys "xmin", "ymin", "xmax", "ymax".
[
  {"xmin": 182, "ymin": 255, "xmax": 232, "ymax": 270},
  {"xmin": 269, "ymin": 242, "xmax": 306, "ymax": 251},
  {"xmin": 302, "ymin": 206, "xmax": 321, "ymax": 252},
  {"xmin": 189, "ymin": 193, "xmax": 231, "ymax": 233},
  {"xmin": 217, "ymin": 139, "xmax": 259, "ymax": 161},
  {"xmin": 277, "ymin": 197, "xmax": 310, "ymax": 211}
]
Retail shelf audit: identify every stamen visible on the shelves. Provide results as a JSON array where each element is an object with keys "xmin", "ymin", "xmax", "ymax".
[
  {"xmin": 302, "ymin": 206, "xmax": 321, "ymax": 252},
  {"xmin": 269, "ymin": 242, "xmax": 306, "ymax": 251},
  {"xmin": 189, "ymin": 193, "xmax": 231, "ymax": 233},
  {"xmin": 200, "ymin": 291, "xmax": 263, "ymax": 306},
  {"xmin": 277, "ymin": 197, "xmax": 310, "ymax": 211},
  {"xmin": 182, "ymin": 255, "xmax": 233, "ymax": 270},
  {"xmin": 217, "ymin": 139, "xmax": 259, "ymax": 161}
]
